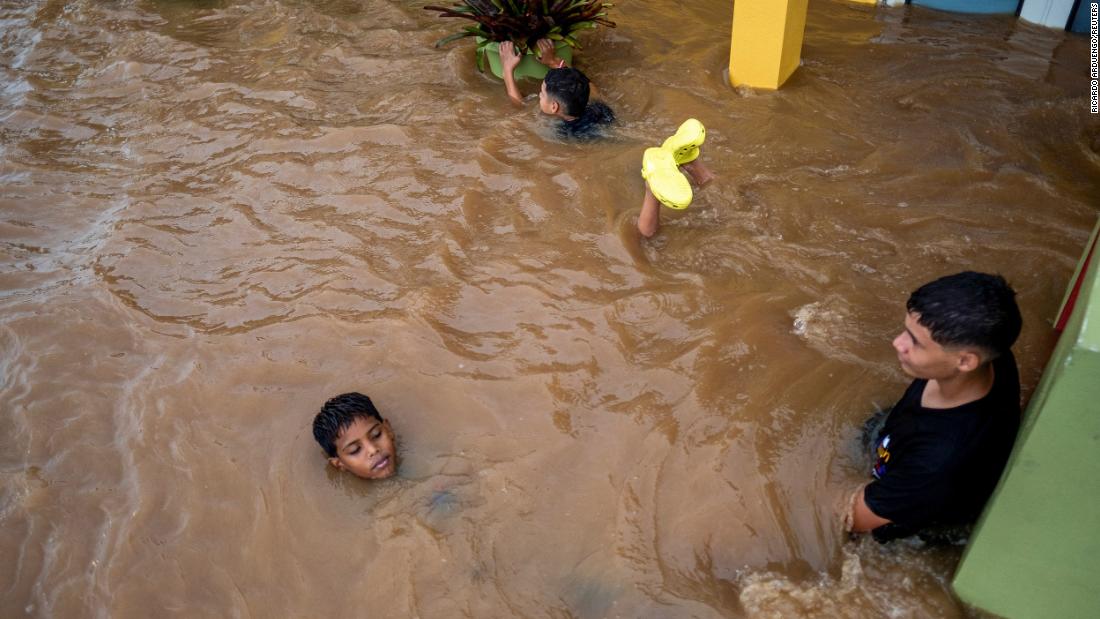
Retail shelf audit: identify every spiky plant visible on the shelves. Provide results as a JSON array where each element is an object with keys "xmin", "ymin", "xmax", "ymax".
[{"xmin": 424, "ymin": 0, "xmax": 615, "ymax": 58}]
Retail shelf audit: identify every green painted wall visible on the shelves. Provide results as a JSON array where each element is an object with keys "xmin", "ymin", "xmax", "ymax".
[{"xmin": 953, "ymin": 218, "xmax": 1100, "ymax": 618}]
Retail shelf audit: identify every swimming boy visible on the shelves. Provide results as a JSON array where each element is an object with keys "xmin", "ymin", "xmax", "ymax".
[
  {"xmin": 312, "ymin": 392, "xmax": 397, "ymax": 480},
  {"xmin": 849, "ymin": 271, "xmax": 1023, "ymax": 542},
  {"xmin": 499, "ymin": 40, "xmax": 614, "ymax": 139}
]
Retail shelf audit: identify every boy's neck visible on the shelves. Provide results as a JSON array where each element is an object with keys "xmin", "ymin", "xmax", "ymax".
[{"xmin": 923, "ymin": 362, "xmax": 995, "ymax": 409}]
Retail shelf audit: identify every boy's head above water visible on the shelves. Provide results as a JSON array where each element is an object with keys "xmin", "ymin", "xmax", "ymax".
[
  {"xmin": 540, "ymin": 67, "xmax": 589, "ymax": 119},
  {"xmin": 894, "ymin": 271, "xmax": 1021, "ymax": 380},
  {"xmin": 312, "ymin": 392, "xmax": 397, "ymax": 480}
]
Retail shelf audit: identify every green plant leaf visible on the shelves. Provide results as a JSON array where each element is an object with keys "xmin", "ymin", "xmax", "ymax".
[
  {"xmin": 426, "ymin": 0, "xmax": 614, "ymax": 51},
  {"xmin": 435, "ymin": 31, "xmax": 473, "ymax": 47}
]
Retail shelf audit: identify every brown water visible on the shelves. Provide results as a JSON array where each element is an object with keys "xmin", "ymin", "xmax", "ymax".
[{"xmin": 1, "ymin": 0, "xmax": 1097, "ymax": 616}]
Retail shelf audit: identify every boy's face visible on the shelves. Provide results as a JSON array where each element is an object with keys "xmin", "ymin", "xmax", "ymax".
[
  {"xmin": 328, "ymin": 416, "xmax": 397, "ymax": 480},
  {"xmin": 538, "ymin": 81, "xmax": 557, "ymax": 116},
  {"xmin": 892, "ymin": 312, "xmax": 978, "ymax": 380}
]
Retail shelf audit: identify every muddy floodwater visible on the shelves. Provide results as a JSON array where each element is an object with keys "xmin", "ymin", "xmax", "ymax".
[{"xmin": 2, "ymin": 0, "xmax": 1098, "ymax": 616}]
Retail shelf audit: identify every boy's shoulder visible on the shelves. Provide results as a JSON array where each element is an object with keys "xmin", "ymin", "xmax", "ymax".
[{"xmin": 558, "ymin": 101, "xmax": 615, "ymax": 139}]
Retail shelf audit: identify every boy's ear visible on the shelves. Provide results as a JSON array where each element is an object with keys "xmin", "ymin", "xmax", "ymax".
[
  {"xmin": 328, "ymin": 456, "xmax": 344, "ymax": 470},
  {"xmin": 956, "ymin": 350, "xmax": 982, "ymax": 373}
]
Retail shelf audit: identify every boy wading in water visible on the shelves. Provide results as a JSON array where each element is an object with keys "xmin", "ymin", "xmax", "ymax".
[
  {"xmin": 849, "ymin": 272, "xmax": 1023, "ymax": 542},
  {"xmin": 499, "ymin": 40, "xmax": 614, "ymax": 139}
]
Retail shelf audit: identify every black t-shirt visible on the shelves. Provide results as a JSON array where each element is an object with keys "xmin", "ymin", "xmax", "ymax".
[
  {"xmin": 557, "ymin": 101, "xmax": 614, "ymax": 140},
  {"xmin": 864, "ymin": 353, "xmax": 1021, "ymax": 542}
]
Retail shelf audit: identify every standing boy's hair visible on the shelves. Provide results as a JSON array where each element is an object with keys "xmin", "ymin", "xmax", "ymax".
[
  {"xmin": 544, "ymin": 67, "xmax": 590, "ymax": 117},
  {"xmin": 312, "ymin": 392, "xmax": 383, "ymax": 457},
  {"xmin": 907, "ymin": 271, "xmax": 1022, "ymax": 360}
]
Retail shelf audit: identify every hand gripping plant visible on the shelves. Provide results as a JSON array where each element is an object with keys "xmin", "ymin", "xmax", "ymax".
[{"xmin": 424, "ymin": 0, "xmax": 615, "ymax": 73}]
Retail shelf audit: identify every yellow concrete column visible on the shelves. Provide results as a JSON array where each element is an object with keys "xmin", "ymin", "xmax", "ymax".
[{"xmin": 728, "ymin": 0, "xmax": 810, "ymax": 90}]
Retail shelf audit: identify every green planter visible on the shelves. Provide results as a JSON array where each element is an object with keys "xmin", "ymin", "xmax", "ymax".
[{"xmin": 478, "ymin": 39, "xmax": 574, "ymax": 81}]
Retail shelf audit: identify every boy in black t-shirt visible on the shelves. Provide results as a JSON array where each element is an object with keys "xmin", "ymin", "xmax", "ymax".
[
  {"xmin": 849, "ymin": 271, "xmax": 1023, "ymax": 542},
  {"xmin": 499, "ymin": 41, "xmax": 614, "ymax": 140}
]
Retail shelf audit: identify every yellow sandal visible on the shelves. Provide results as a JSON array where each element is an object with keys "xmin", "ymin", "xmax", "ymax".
[
  {"xmin": 641, "ymin": 147, "xmax": 692, "ymax": 210},
  {"xmin": 660, "ymin": 118, "xmax": 706, "ymax": 165}
]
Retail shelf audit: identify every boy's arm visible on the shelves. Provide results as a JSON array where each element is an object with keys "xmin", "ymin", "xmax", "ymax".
[
  {"xmin": 638, "ymin": 183, "xmax": 660, "ymax": 238},
  {"xmin": 849, "ymin": 485, "xmax": 892, "ymax": 532},
  {"xmin": 500, "ymin": 41, "xmax": 524, "ymax": 106}
]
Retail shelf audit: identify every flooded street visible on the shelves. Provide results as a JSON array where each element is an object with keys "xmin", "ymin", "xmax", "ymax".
[{"xmin": 2, "ymin": 0, "xmax": 1097, "ymax": 616}]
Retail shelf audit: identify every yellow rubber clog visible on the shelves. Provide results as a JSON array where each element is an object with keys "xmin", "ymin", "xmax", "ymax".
[
  {"xmin": 660, "ymin": 118, "xmax": 706, "ymax": 165},
  {"xmin": 641, "ymin": 147, "xmax": 692, "ymax": 210}
]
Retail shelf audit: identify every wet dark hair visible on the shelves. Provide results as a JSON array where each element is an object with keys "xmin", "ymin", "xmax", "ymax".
[
  {"xmin": 907, "ymin": 271, "xmax": 1022, "ymax": 361},
  {"xmin": 543, "ymin": 67, "xmax": 590, "ymax": 117},
  {"xmin": 312, "ymin": 392, "xmax": 383, "ymax": 458}
]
